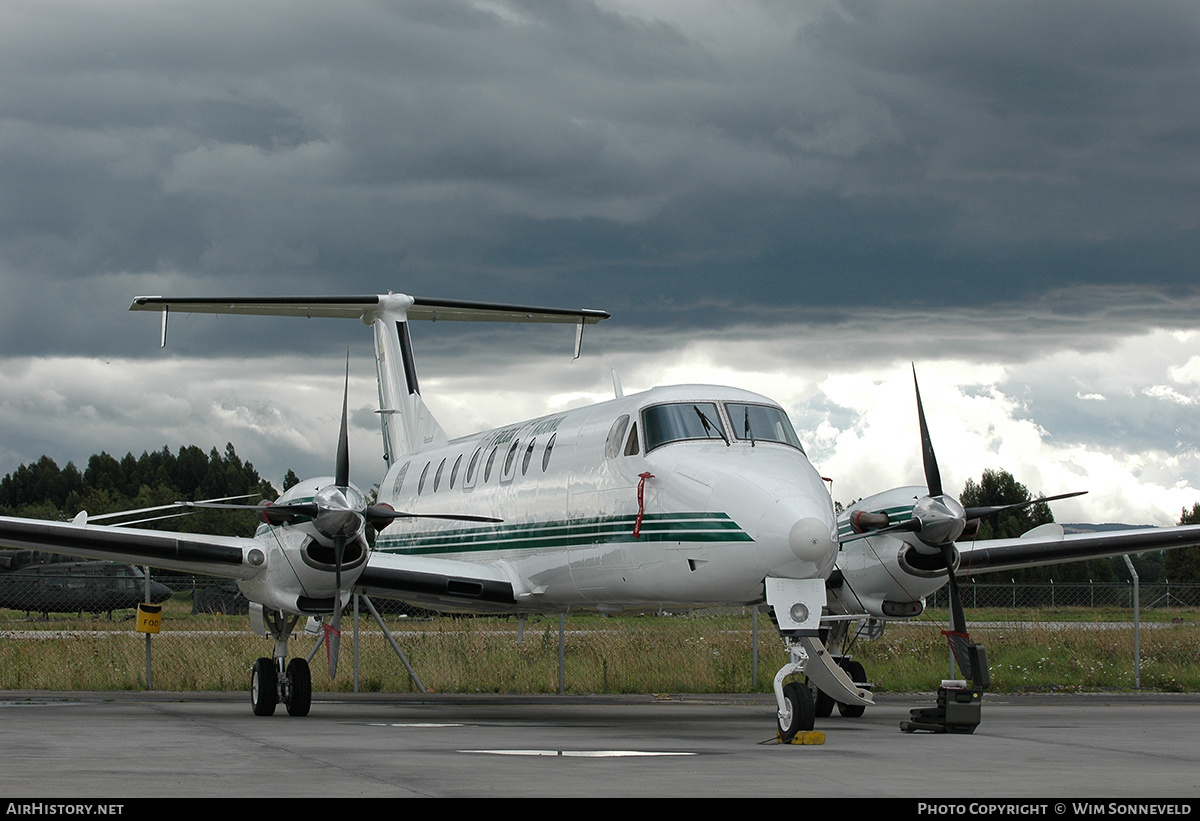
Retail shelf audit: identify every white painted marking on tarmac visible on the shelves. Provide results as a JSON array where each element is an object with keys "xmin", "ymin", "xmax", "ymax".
[
  {"xmin": 364, "ymin": 720, "xmax": 463, "ymax": 729},
  {"xmin": 461, "ymin": 749, "xmax": 695, "ymax": 757},
  {"xmin": 0, "ymin": 701, "xmax": 84, "ymax": 708}
]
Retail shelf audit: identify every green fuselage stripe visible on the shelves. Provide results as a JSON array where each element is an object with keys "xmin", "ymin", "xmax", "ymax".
[{"xmin": 376, "ymin": 512, "xmax": 753, "ymax": 556}]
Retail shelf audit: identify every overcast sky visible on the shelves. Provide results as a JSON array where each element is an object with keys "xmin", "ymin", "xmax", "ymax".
[{"xmin": 1, "ymin": 1, "xmax": 1199, "ymax": 526}]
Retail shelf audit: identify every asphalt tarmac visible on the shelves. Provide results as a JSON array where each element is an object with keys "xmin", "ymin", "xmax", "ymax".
[{"xmin": 0, "ymin": 690, "xmax": 1197, "ymax": 799}]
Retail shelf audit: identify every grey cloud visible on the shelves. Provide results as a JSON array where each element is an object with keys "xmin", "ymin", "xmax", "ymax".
[{"xmin": 0, "ymin": 0, "xmax": 1197, "ymax": 363}]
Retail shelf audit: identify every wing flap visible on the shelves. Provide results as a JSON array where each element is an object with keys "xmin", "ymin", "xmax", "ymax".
[{"xmin": 356, "ymin": 553, "xmax": 517, "ymax": 614}]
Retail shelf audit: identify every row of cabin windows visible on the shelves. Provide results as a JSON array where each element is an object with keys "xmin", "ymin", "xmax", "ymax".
[
  {"xmin": 413, "ymin": 433, "xmax": 557, "ymax": 495},
  {"xmin": 407, "ymin": 401, "xmax": 802, "ymax": 495}
]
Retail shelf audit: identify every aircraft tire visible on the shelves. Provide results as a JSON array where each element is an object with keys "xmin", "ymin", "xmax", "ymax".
[
  {"xmin": 837, "ymin": 659, "xmax": 867, "ymax": 718},
  {"xmin": 778, "ymin": 681, "xmax": 815, "ymax": 742},
  {"xmin": 813, "ymin": 682, "xmax": 835, "ymax": 718},
  {"xmin": 251, "ymin": 657, "xmax": 278, "ymax": 717},
  {"xmin": 285, "ymin": 658, "xmax": 312, "ymax": 717}
]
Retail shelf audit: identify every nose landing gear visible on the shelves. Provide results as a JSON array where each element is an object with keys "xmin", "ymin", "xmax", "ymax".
[{"xmin": 248, "ymin": 604, "xmax": 313, "ymax": 717}]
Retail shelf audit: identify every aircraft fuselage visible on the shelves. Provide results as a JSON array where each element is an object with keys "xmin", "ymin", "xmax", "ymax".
[{"xmin": 369, "ymin": 384, "xmax": 839, "ymax": 612}]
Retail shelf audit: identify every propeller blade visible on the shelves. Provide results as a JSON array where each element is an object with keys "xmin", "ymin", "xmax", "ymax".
[
  {"xmin": 913, "ymin": 365, "xmax": 943, "ymax": 498},
  {"xmin": 839, "ymin": 517, "xmax": 920, "ymax": 544},
  {"xmin": 941, "ymin": 543, "xmax": 975, "ymax": 681},
  {"xmin": 336, "ymin": 352, "xmax": 350, "ymax": 489},
  {"xmin": 179, "ymin": 500, "xmax": 318, "ymax": 525},
  {"xmin": 963, "ymin": 491, "xmax": 1087, "ymax": 521},
  {"xmin": 364, "ymin": 504, "xmax": 502, "ymax": 531},
  {"xmin": 328, "ymin": 535, "xmax": 345, "ymax": 679}
]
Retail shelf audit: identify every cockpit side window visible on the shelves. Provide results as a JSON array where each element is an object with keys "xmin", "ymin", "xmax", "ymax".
[
  {"xmin": 605, "ymin": 415, "xmax": 630, "ymax": 459},
  {"xmin": 641, "ymin": 402, "xmax": 728, "ymax": 452},
  {"xmin": 624, "ymin": 421, "xmax": 640, "ymax": 456},
  {"xmin": 726, "ymin": 403, "xmax": 805, "ymax": 453}
]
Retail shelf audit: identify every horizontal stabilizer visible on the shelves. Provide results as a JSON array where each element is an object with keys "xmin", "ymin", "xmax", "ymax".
[{"xmin": 130, "ymin": 294, "xmax": 609, "ymax": 325}]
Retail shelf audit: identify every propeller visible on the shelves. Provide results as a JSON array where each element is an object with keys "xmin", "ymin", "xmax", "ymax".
[
  {"xmin": 844, "ymin": 367, "xmax": 1086, "ymax": 687},
  {"xmin": 909, "ymin": 367, "xmax": 979, "ymax": 682},
  {"xmin": 184, "ymin": 354, "xmax": 499, "ymax": 679}
]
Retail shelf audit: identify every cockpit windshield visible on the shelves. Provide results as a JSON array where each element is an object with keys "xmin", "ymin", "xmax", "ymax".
[
  {"xmin": 642, "ymin": 402, "xmax": 729, "ymax": 452},
  {"xmin": 726, "ymin": 403, "xmax": 804, "ymax": 452}
]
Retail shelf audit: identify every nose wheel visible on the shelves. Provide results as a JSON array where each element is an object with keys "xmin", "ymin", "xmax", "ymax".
[
  {"xmin": 777, "ymin": 681, "xmax": 816, "ymax": 742},
  {"xmin": 249, "ymin": 608, "xmax": 312, "ymax": 717}
]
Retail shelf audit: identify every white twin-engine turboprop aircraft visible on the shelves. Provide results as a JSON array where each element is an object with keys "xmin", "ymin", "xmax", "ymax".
[{"xmin": 2, "ymin": 292, "xmax": 1200, "ymax": 739}]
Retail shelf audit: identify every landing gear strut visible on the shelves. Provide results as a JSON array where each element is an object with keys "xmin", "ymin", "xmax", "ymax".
[
  {"xmin": 766, "ymin": 579, "xmax": 872, "ymax": 742},
  {"xmin": 248, "ymin": 603, "xmax": 311, "ymax": 717}
]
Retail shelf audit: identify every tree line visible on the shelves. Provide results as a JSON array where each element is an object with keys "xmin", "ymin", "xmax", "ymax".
[{"xmin": 0, "ymin": 444, "xmax": 280, "ymax": 536}]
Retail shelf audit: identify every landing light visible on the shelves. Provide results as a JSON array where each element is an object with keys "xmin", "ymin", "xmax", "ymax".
[{"xmin": 789, "ymin": 603, "xmax": 810, "ymax": 623}]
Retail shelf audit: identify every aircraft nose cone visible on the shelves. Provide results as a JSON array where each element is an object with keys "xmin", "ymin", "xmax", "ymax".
[{"xmin": 789, "ymin": 516, "xmax": 838, "ymax": 564}]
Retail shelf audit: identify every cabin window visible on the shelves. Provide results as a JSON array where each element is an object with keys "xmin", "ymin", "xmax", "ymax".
[
  {"xmin": 417, "ymin": 462, "xmax": 431, "ymax": 495},
  {"xmin": 391, "ymin": 461, "xmax": 410, "ymax": 497},
  {"xmin": 542, "ymin": 433, "xmax": 556, "ymax": 471},
  {"xmin": 484, "ymin": 446, "xmax": 499, "ymax": 483},
  {"xmin": 522, "ymin": 439, "xmax": 536, "ymax": 475},
  {"xmin": 465, "ymin": 448, "xmax": 482, "ymax": 487},
  {"xmin": 433, "ymin": 458, "xmax": 446, "ymax": 492},
  {"xmin": 502, "ymin": 439, "xmax": 521, "ymax": 480},
  {"xmin": 642, "ymin": 402, "xmax": 728, "ymax": 452},
  {"xmin": 449, "ymin": 454, "xmax": 463, "ymax": 489},
  {"xmin": 605, "ymin": 415, "xmax": 630, "ymax": 459},
  {"xmin": 725, "ymin": 403, "xmax": 805, "ymax": 452}
]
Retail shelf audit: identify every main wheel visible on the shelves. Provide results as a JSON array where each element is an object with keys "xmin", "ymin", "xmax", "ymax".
[
  {"xmin": 814, "ymin": 685, "xmax": 835, "ymax": 718},
  {"xmin": 837, "ymin": 659, "xmax": 867, "ymax": 718},
  {"xmin": 251, "ymin": 657, "xmax": 278, "ymax": 717},
  {"xmin": 778, "ymin": 681, "xmax": 815, "ymax": 742},
  {"xmin": 284, "ymin": 658, "xmax": 312, "ymax": 717}
]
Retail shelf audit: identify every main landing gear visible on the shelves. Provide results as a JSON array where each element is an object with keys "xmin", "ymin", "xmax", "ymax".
[{"xmin": 249, "ymin": 604, "xmax": 312, "ymax": 717}]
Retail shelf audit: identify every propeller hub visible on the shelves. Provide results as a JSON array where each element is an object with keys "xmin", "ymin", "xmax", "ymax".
[
  {"xmin": 312, "ymin": 484, "xmax": 367, "ymax": 541},
  {"xmin": 909, "ymin": 493, "xmax": 967, "ymax": 552}
]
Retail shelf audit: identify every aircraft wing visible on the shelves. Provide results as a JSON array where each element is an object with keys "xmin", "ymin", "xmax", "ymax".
[
  {"xmin": 956, "ymin": 522, "xmax": 1200, "ymax": 576},
  {"xmin": 354, "ymin": 551, "xmax": 520, "ymax": 614},
  {"xmin": 0, "ymin": 516, "xmax": 261, "ymax": 580}
]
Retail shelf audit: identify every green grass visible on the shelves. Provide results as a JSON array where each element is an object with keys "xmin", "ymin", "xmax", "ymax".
[{"xmin": 1, "ymin": 603, "xmax": 1196, "ymax": 694}]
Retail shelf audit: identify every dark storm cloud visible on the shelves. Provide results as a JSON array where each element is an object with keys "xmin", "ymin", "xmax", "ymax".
[{"xmin": 0, "ymin": 0, "xmax": 1197, "ymax": 359}]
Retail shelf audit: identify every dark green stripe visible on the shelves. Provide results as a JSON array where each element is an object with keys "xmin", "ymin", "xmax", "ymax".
[{"xmin": 377, "ymin": 512, "xmax": 752, "ymax": 556}]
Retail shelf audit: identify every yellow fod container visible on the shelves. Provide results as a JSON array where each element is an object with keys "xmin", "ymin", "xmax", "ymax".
[{"xmin": 136, "ymin": 603, "xmax": 162, "ymax": 634}]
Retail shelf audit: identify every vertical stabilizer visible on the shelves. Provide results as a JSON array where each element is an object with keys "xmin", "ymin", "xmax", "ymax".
[{"xmin": 370, "ymin": 295, "xmax": 447, "ymax": 463}]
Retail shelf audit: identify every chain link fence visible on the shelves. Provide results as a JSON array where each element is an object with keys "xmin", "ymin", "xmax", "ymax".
[
  {"xmin": 926, "ymin": 579, "xmax": 1200, "ymax": 610},
  {"xmin": 0, "ymin": 568, "xmax": 1197, "ymax": 694}
]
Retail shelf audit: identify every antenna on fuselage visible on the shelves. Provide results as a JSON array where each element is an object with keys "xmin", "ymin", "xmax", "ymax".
[{"xmin": 611, "ymin": 367, "xmax": 624, "ymax": 398}]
